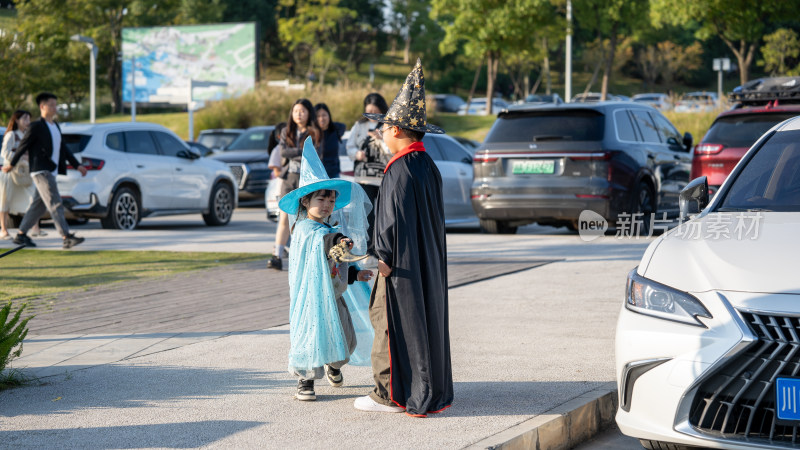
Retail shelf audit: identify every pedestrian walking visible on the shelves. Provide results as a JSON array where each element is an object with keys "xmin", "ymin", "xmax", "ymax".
[
  {"xmin": 1, "ymin": 111, "xmax": 46, "ymax": 239},
  {"xmin": 345, "ymin": 93, "xmax": 390, "ymax": 244},
  {"xmin": 267, "ymin": 99, "xmax": 321, "ymax": 270},
  {"xmin": 314, "ymin": 103, "xmax": 346, "ymax": 178},
  {"xmin": 2, "ymin": 92, "xmax": 87, "ymax": 249},
  {"xmin": 279, "ymin": 137, "xmax": 373, "ymax": 401},
  {"xmin": 353, "ymin": 60, "xmax": 453, "ymax": 417}
]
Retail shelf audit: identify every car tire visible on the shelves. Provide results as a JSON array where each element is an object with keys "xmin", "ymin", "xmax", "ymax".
[
  {"xmin": 202, "ymin": 182, "xmax": 234, "ymax": 226},
  {"xmin": 479, "ymin": 219, "xmax": 517, "ymax": 234},
  {"xmin": 101, "ymin": 187, "xmax": 141, "ymax": 230},
  {"xmin": 639, "ymin": 439, "xmax": 700, "ymax": 450},
  {"xmin": 630, "ymin": 181, "xmax": 656, "ymax": 236}
]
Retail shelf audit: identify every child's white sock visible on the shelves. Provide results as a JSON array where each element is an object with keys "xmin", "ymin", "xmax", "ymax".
[{"xmin": 275, "ymin": 245, "xmax": 285, "ymax": 258}]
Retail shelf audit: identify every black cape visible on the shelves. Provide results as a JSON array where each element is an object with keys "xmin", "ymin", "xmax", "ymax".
[{"xmin": 373, "ymin": 147, "xmax": 453, "ymax": 416}]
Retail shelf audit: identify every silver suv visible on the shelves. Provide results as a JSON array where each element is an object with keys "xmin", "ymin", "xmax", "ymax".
[{"xmin": 59, "ymin": 122, "xmax": 238, "ymax": 230}]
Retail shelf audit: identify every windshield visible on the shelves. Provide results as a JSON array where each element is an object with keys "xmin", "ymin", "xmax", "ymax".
[
  {"xmin": 198, "ymin": 132, "xmax": 239, "ymax": 149},
  {"xmin": 719, "ymin": 129, "xmax": 800, "ymax": 212},
  {"xmin": 226, "ymin": 128, "xmax": 271, "ymax": 151},
  {"xmin": 63, "ymin": 134, "xmax": 92, "ymax": 154},
  {"xmin": 703, "ymin": 113, "xmax": 799, "ymax": 148},
  {"xmin": 486, "ymin": 110, "xmax": 604, "ymax": 143}
]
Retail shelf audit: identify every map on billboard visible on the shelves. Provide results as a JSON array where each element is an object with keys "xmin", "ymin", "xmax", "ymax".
[{"xmin": 122, "ymin": 23, "xmax": 256, "ymax": 106}]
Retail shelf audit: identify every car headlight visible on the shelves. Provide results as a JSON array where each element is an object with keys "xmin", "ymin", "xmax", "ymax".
[
  {"xmin": 247, "ymin": 162, "xmax": 269, "ymax": 170},
  {"xmin": 626, "ymin": 268, "xmax": 712, "ymax": 327}
]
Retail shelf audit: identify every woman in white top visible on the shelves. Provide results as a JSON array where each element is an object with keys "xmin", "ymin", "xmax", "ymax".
[{"xmin": 1, "ymin": 110, "xmax": 42, "ymax": 239}]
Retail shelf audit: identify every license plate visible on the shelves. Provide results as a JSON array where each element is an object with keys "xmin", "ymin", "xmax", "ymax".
[
  {"xmin": 776, "ymin": 377, "xmax": 800, "ymax": 422},
  {"xmin": 512, "ymin": 160, "xmax": 555, "ymax": 175}
]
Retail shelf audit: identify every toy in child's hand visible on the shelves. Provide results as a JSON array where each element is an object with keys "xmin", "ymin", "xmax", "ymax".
[{"xmin": 328, "ymin": 239, "xmax": 369, "ymax": 264}]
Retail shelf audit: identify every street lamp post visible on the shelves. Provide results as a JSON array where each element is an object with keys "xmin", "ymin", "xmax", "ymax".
[
  {"xmin": 565, "ymin": 0, "xmax": 572, "ymax": 103},
  {"xmin": 71, "ymin": 34, "xmax": 97, "ymax": 123}
]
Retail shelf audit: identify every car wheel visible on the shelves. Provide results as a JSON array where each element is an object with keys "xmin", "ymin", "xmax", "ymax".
[
  {"xmin": 639, "ymin": 439, "xmax": 699, "ymax": 450},
  {"xmin": 479, "ymin": 219, "xmax": 517, "ymax": 234},
  {"xmin": 101, "ymin": 187, "xmax": 140, "ymax": 230},
  {"xmin": 203, "ymin": 182, "xmax": 234, "ymax": 226},
  {"xmin": 631, "ymin": 181, "xmax": 655, "ymax": 236}
]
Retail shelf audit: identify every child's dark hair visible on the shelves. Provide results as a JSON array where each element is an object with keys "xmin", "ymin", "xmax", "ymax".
[
  {"xmin": 401, "ymin": 127, "xmax": 425, "ymax": 142},
  {"xmin": 290, "ymin": 189, "xmax": 339, "ymax": 233}
]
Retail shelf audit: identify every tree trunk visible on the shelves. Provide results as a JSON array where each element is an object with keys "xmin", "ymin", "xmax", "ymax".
[
  {"xmin": 600, "ymin": 27, "xmax": 618, "ymax": 101},
  {"xmin": 583, "ymin": 60, "xmax": 602, "ymax": 95},
  {"xmin": 466, "ymin": 58, "xmax": 484, "ymax": 111},
  {"xmin": 486, "ymin": 51, "xmax": 499, "ymax": 115},
  {"xmin": 404, "ymin": 36, "xmax": 411, "ymax": 64},
  {"xmin": 524, "ymin": 73, "xmax": 530, "ymax": 98},
  {"xmin": 543, "ymin": 37, "xmax": 551, "ymax": 95}
]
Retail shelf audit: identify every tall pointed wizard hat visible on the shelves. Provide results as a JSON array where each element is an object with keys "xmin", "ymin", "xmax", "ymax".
[
  {"xmin": 278, "ymin": 137, "xmax": 353, "ymax": 215},
  {"xmin": 363, "ymin": 58, "xmax": 445, "ymax": 134}
]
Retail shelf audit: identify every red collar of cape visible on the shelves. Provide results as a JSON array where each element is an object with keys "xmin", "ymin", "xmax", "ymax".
[{"xmin": 384, "ymin": 141, "xmax": 425, "ymax": 174}]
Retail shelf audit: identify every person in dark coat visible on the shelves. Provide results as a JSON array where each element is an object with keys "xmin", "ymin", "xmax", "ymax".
[
  {"xmin": 353, "ymin": 59, "xmax": 453, "ymax": 417},
  {"xmin": 314, "ymin": 103, "xmax": 346, "ymax": 178}
]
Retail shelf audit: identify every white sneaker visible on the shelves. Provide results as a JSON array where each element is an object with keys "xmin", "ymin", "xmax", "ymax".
[{"xmin": 353, "ymin": 395, "xmax": 404, "ymax": 413}]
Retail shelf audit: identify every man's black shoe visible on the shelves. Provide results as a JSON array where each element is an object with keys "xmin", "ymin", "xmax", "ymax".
[
  {"xmin": 266, "ymin": 255, "xmax": 282, "ymax": 271},
  {"xmin": 63, "ymin": 234, "xmax": 85, "ymax": 249},
  {"xmin": 13, "ymin": 233, "xmax": 36, "ymax": 247}
]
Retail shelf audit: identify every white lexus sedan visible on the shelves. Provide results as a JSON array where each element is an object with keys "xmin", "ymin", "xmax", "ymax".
[{"xmin": 616, "ymin": 116, "xmax": 800, "ymax": 449}]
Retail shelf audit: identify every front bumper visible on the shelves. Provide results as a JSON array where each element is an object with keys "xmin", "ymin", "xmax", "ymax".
[{"xmin": 616, "ymin": 290, "xmax": 800, "ymax": 449}]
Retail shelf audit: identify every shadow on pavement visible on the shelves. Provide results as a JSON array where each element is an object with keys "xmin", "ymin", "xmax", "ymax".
[
  {"xmin": 0, "ymin": 420, "xmax": 266, "ymax": 449},
  {"xmin": 2, "ymin": 365, "xmax": 291, "ymax": 417}
]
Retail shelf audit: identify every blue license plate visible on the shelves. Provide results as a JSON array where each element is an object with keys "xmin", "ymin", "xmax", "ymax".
[{"xmin": 776, "ymin": 377, "xmax": 800, "ymax": 422}]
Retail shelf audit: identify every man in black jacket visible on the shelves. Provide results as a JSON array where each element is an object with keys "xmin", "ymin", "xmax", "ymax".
[{"xmin": 2, "ymin": 92, "xmax": 88, "ymax": 249}]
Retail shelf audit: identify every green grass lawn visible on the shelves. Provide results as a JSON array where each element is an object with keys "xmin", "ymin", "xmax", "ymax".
[
  {"xmin": 0, "ymin": 249, "xmax": 267, "ymax": 305},
  {"xmin": 0, "ymin": 9, "xmax": 16, "ymax": 31}
]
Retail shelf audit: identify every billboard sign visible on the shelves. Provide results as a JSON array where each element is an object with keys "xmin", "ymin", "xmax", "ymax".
[{"xmin": 122, "ymin": 23, "xmax": 256, "ymax": 106}]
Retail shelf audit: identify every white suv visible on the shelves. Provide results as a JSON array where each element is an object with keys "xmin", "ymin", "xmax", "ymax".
[{"xmin": 59, "ymin": 122, "xmax": 238, "ymax": 230}]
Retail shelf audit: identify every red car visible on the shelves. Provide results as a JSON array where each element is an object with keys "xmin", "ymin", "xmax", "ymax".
[{"xmin": 692, "ymin": 100, "xmax": 800, "ymax": 196}]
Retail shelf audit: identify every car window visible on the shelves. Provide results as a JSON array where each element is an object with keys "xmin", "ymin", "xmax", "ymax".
[
  {"xmin": 62, "ymin": 133, "xmax": 91, "ymax": 154},
  {"xmin": 198, "ymin": 132, "xmax": 239, "ymax": 149},
  {"xmin": 652, "ymin": 113, "xmax": 682, "ymax": 146},
  {"xmin": 486, "ymin": 110, "xmax": 604, "ymax": 143},
  {"xmin": 630, "ymin": 110, "xmax": 661, "ymax": 143},
  {"xmin": 422, "ymin": 135, "xmax": 443, "ymax": 160},
  {"xmin": 436, "ymin": 136, "xmax": 470, "ymax": 163},
  {"xmin": 227, "ymin": 129, "xmax": 271, "ymax": 150},
  {"xmin": 123, "ymin": 130, "xmax": 159, "ymax": 155},
  {"xmin": 152, "ymin": 131, "xmax": 187, "ymax": 157},
  {"xmin": 614, "ymin": 110, "xmax": 637, "ymax": 142},
  {"xmin": 703, "ymin": 113, "xmax": 798, "ymax": 148},
  {"xmin": 720, "ymin": 129, "xmax": 800, "ymax": 212},
  {"xmin": 106, "ymin": 132, "xmax": 124, "ymax": 151}
]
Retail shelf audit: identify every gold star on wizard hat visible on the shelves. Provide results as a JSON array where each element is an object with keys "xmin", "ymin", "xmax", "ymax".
[{"xmin": 363, "ymin": 58, "xmax": 445, "ymax": 134}]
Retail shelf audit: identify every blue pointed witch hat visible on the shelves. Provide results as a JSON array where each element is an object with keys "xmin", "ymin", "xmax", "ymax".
[{"xmin": 279, "ymin": 137, "xmax": 352, "ymax": 215}]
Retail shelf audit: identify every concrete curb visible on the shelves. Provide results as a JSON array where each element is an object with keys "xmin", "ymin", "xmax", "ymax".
[{"xmin": 466, "ymin": 382, "xmax": 618, "ymax": 450}]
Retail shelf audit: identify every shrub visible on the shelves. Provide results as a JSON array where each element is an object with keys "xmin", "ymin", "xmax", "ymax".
[
  {"xmin": 195, "ymin": 82, "xmax": 403, "ymax": 131},
  {"xmin": 0, "ymin": 302, "xmax": 32, "ymax": 377}
]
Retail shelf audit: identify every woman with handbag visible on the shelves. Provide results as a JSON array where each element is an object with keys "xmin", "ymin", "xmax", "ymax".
[{"xmin": 1, "ymin": 110, "xmax": 44, "ymax": 239}]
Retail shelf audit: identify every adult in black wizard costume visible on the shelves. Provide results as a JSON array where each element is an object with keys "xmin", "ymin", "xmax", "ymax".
[{"xmin": 353, "ymin": 59, "xmax": 453, "ymax": 417}]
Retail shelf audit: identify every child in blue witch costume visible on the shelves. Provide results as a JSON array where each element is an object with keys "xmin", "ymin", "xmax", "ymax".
[{"xmin": 279, "ymin": 137, "xmax": 375, "ymax": 401}]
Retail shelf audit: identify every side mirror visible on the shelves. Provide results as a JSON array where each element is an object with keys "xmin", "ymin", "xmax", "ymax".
[
  {"xmin": 179, "ymin": 147, "xmax": 202, "ymax": 160},
  {"xmin": 461, "ymin": 156, "xmax": 472, "ymax": 165},
  {"xmin": 682, "ymin": 132, "xmax": 693, "ymax": 152},
  {"xmin": 680, "ymin": 176, "xmax": 709, "ymax": 220}
]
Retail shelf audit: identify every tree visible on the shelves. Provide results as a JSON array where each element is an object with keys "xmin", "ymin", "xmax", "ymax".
[
  {"xmin": 574, "ymin": 0, "xmax": 648, "ymax": 100},
  {"xmin": 0, "ymin": 30, "xmax": 35, "ymax": 119},
  {"xmin": 277, "ymin": 0, "xmax": 356, "ymax": 85},
  {"xmin": 431, "ymin": 0, "xmax": 554, "ymax": 114},
  {"xmin": 636, "ymin": 41, "xmax": 703, "ymax": 88},
  {"xmin": 761, "ymin": 28, "xmax": 800, "ymax": 76},
  {"xmin": 651, "ymin": 0, "xmax": 800, "ymax": 85}
]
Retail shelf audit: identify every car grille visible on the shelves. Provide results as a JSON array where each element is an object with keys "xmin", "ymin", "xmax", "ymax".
[
  {"xmin": 689, "ymin": 312, "xmax": 800, "ymax": 447},
  {"xmin": 228, "ymin": 164, "xmax": 247, "ymax": 190}
]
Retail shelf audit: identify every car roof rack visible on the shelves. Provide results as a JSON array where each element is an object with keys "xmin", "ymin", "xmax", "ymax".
[{"xmin": 729, "ymin": 76, "xmax": 800, "ymax": 105}]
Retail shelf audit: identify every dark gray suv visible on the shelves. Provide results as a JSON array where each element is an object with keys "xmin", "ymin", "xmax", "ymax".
[{"xmin": 471, "ymin": 102, "xmax": 693, "ymax": 233}]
